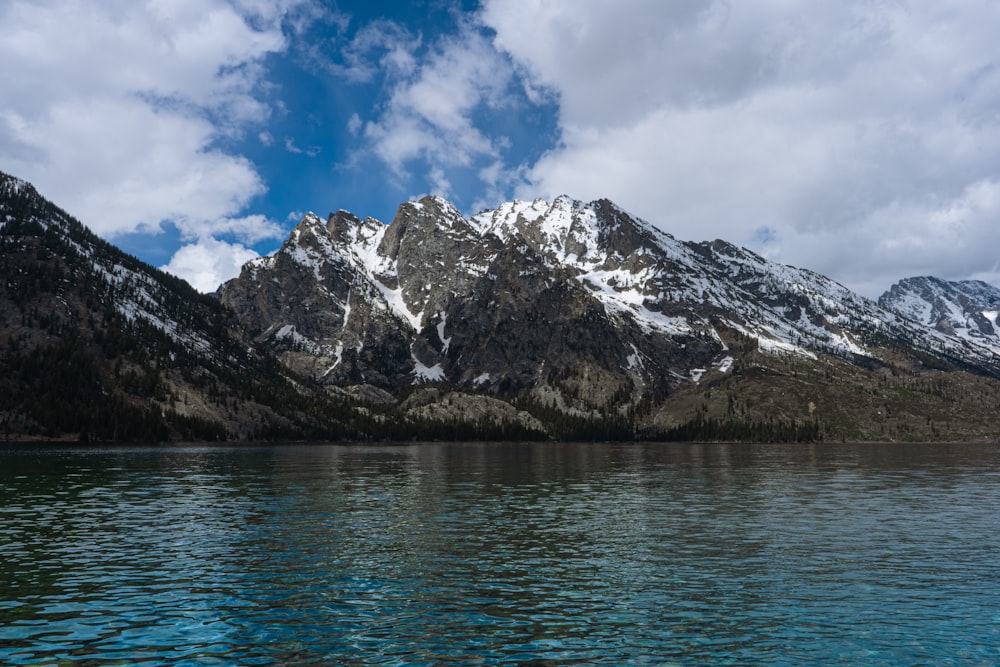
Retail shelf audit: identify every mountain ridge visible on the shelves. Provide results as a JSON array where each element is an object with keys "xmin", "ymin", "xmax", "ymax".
[
  {"xmin": 4, "ymin": 169, "xmax": 1000, "ymax": 442},
  {"xmin": 880, "ymin": 276, "xmax": 1000, "ymax": 356},
  {"xmin": 221, "ymin": 194, "xmax": 1000, "ymax": 394},
  {"xmin": 218, "ymin": 191, "xmax": 1000, "ymax": 440}
]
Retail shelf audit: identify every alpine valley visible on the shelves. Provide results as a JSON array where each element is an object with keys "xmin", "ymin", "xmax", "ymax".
[{"xmin": 3, "ymin": 170, "xmax": 1000, "ymax": 442}]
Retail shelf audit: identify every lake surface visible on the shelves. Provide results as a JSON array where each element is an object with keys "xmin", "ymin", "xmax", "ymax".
[{"xmin": 1, "ymin": 442, "xmax": 999, "ymax": 666}]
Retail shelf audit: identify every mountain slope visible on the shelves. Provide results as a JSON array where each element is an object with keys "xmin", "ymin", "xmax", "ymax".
[
  {"xmin": 6, "ymin": 168, "xmax": 998, "ymax": 442},
  {"xmin": 0, "ymin": 171, "xmax": 353, "ymax": 441},
  {"xmin": 220, "ymin": 194, "xmax": 1000, "ymax": 438},
  {"xmin": 880, "ymin": 276, "xmax": 1000, "ymax": 358},
  {"xmin": 220, "ymin": 197, "xmax": 721, "ymax": 416}
]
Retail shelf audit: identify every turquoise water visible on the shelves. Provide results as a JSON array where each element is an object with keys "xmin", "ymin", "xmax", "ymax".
[{"xmin": 1, "ymin": 442, "xmax": 999, "ymax": 665}]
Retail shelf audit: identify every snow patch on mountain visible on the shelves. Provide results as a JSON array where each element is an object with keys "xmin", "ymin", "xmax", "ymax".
[
  {"xmin": 413, "ymin": 356, "xmax": 446, "ymax": 383},
  {"xmin": 320, "ymin": 342, "xmax": 345, "ymax": 378},
  {"xmin": 372, "ymin": 278, "xmax": 423, "ymax": 331},
  {"xmin": 436, "ymin": 312, "xmax": 452, "ymax": 353}
]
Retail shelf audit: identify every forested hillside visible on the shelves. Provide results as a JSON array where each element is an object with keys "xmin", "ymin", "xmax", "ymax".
[{"xmin": 0, "ymin": 172, "xmax": 358, "ymax": 441}]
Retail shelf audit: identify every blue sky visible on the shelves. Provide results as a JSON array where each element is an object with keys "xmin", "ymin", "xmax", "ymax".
[{"xmin": 3, "ymin": 1, "xmax": 1000, "ymax": 296}]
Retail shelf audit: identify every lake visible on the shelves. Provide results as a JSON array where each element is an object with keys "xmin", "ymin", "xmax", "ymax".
[{"xmin": 1, "ymin": 441, "xmax": 999, "ymax": 665}]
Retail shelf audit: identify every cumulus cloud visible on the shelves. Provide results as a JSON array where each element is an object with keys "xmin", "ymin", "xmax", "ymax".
[
  {"xmin": 479, "ymin": 0, "xmax": 1000, "ymax": 295},
  {"xmin": 161, "ymin": 237, "xmax": 260, "ymax": 294},
  {"xmin": 0, "ymin": 0, "xmax": 310, "ymax": 243},
  {"xmin": 200, "ymin": 214, "xmax": 283, "ymax": 244},
  {"xmin": 0, "ymin": 0, "xmax": 327, "ymax": 291},
  {"xmin": 338, "ymin": 19, "xmax": 422, "ymax": 83},
  {"xmin": 346, "ymin": 113, "xmax": 363, "ymax": 135},
  {"xmin": 345, "ymin": 18, "xmax": 520, "ymax": 200}
]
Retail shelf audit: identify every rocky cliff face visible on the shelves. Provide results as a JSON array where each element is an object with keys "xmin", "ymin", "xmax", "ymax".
[
  {"xmin": 220, "ymin": 197, "xmax": 720, "ymax": 415},
  {"xmin": 215, "ymin": 210, "xmax": 415, "ymax": 388},
  {"xmin": 220, "ymin": 194, "xmax": 1000, "ymax": 417},
  {"xmin": 880, "ymin": 276, "xmax": 1000, "ymax": 357}
]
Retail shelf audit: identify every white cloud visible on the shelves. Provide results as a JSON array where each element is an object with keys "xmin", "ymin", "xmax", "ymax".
[
  {"xmin": 6, "ymin": 95, "xmax": 270, "ymax": 237},
  {"xmin": 427, "ymin": 167, "xmax": 452, "ymax": 199},
  {"xmin": 284, "ymin": 137, "xmax": 320, "ymax": 157},
  {"xmin": 353, "ymin": 20, "xmax": 517, "ymax": 185},
  {"xmin": 346, "ymin": 113, "xmax": 362, "ymax": 135},
  {"xmin": 0, "ymin": 0, "xmax": 311, "ymax": 241},
  {"xmin": 201, "ymin": 214, "xmax": 283, "ymax": 244},
  {"xmin": 338, "ymin": 19, "xmax": 422, "ymax": 83},
  {"xmin": 161, "ymin": 236, "xmax": 260, "ymax": 293},
  {"xmin": 479, "ymin": 0, "xmax": 1000, "ymax": 295}
]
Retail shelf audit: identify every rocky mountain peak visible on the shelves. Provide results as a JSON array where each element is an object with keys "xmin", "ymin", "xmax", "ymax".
[
  {"xmin": 324, "ymin": 209, "xmax": 384, "ymax": 253},
  {"xmin": 377, "ymin": 196, "xmax": 468, "ymax": 260},
  {"xmin": 219, "ymin": 190, "xmax": 1000, "ymax": 425},
  {"xmin": 292, "ymin": 211, "xmax": 326, "ymax": 238},
  {"xmin": 880, "ymin": 276, "xmax": 1000, "ymax": 353},
  {"xmin": 325, "ymin": 209, "xmax": 362, "ymax": 243},
  {"xmin": 470, "ymin": 195, "xmax": 606, "ymax": 268}
]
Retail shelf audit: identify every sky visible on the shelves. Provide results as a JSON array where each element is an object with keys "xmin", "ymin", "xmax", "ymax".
[{"xmin": 2, "ymin": 0, "xmax": 1000, "ymax": 297}]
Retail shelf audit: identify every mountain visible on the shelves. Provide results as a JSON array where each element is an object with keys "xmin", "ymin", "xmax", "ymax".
[
  {"xmin": 221, "ymin": 194, "xmax": 1000, "ymax": 441},
  {"xmin": 5, "ymin": 169, "xmax": 999, "ymax": 442},
  {"xmin": 0, "ymin": 171, "xmax": 357, "ymax": 441},
  {"xmin": 880, "ymin": 276, "xmax": 1000, "ymax": 358}
]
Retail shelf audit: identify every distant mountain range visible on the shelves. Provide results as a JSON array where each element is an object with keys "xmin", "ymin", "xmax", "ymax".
[{"xmin": 3, "ymin": 170, "xmax": 999, "ymax": 442}]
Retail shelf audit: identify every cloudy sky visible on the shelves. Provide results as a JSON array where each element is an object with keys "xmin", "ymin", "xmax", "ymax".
[{"xmin": 2, "ymin": 0, "xmax": 1000, "ymax": 296}]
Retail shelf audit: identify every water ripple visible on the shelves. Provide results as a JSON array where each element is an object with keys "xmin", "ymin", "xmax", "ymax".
[{"xmin": 1, "ymin": 442, "xmax": 999, "ymax": 665}]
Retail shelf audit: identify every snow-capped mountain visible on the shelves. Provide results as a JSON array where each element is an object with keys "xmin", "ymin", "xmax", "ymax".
[
  {"xmin": 6, "ymin": 168, "xmax": 1000, "ymax": 441},
  {"xmin": 880, "ymin": 276, "xmax": 1000, "ymax": 357},
  {"xmin": 220, "ymin": 194, "xmax": 1000, "ymax": 414}
]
